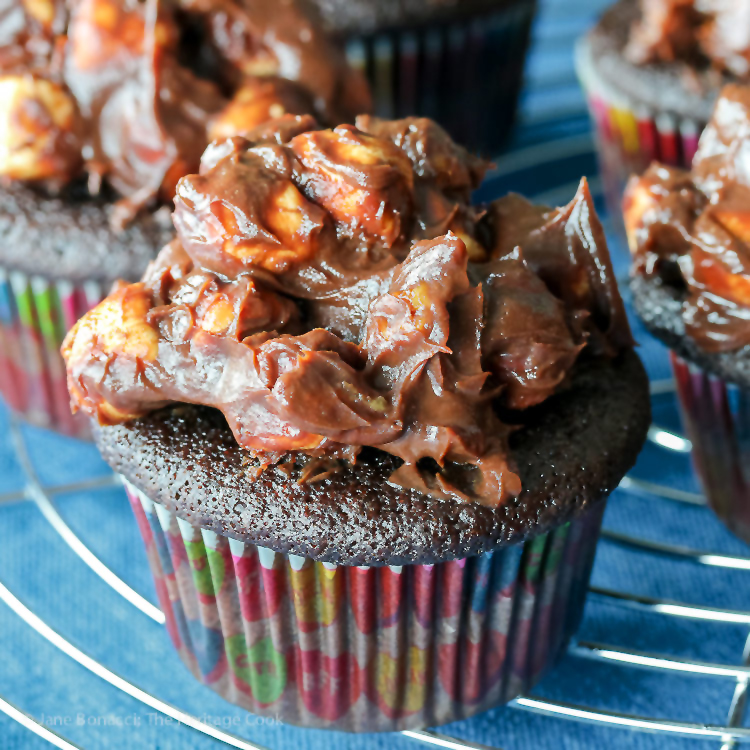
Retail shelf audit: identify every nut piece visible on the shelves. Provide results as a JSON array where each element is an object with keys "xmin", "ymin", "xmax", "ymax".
[
  {"xmin": 714, "ymin": 208, "xmax": 750, "ymax": 244},
  {"xmin": 291, "ymin": 125, "xmax": 414, "ymax": 247},
  {"xmin": 199, "ymin": 294, "xmax": 235, "ymax": 335},
  {"xmin": 212, "ymin": 180, "xmax": 325, "ymax": 272},
  {"xmin": 688, "ymin": 247, "xmax": 750, "ymax": 306},
  {"xmin": 175, "ymin": 149, "xmax": 329, "ymax": 276},
  {"xmin": 623, "ymin": 178, "xmax": 659, "ymax": 253},
  {"xmin": 452, "ymin": 230, "xmax": 485, "ymax": 261},
  {"xmin": 67, "ymin": 0, "xmax": 173, "ymax": 71},
  {"xmin": 22, "ymin": 0, "xmax": 56, "ymax": 27},
  {"xmin": 0, "ymin": 74, "xmax": 81, "ymax": 181},
  {"xmin": 62, "ymin": 283, "xmax": 159, "ymax": 424},
  {"xmin": 209, "ymin": 78, "xmax": 313, "ymax": 142},
  {"xmin": 395, "ymin": 281, "xmax": 433, "ymax": 333},
  {"xmin": 63, "ymin": 284, "xmax": 159, "ymax": 365}
]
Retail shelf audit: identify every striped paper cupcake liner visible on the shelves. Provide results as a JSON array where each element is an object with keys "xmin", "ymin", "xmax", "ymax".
[
  {"xmin": 576, "ymin": 41, "xmax": 703, "ymax": 237},
  {"xmin": 125, "ymin": 480, "xmax": 605, "ymax": 731},
  {"xmin": 343, "ymin": 0, "xmax": 537, "ymax": 155},
  {"xmin": 0, "ymin": 268, "xmax": 103, "ymax": 437},
  {"xmin": 672, "ymin": 354, "xmax": 750, "ymax": 545}
]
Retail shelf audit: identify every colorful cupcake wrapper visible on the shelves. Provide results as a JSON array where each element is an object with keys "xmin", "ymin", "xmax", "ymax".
[
  {"xmin": 576, "ymin": 42, "xmax": 703, "ymax": 234},
  {"xmin": 125, "ymin": 479, "xmax": 605, "ymax": 731},
  {"xmin": 672, "ymin": 354, "xmax": 750, "ymax": 545},
  {"xmin": 343, "ymin": 0, "xmax": 537, "ymax": 154},
  {"xmin": 0, "ymin": 268, "xmax": 103, "ymax": 437}
]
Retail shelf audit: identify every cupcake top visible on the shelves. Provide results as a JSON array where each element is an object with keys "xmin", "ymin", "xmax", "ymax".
[
  {"xmin": 626, "ymin": 84, "xmax": 750, "ymax": 379},
  {"xmin": 0, "ymin": 0, "xmax": 370, "ymax": 224},
  {"xmin": 579, "ymin": 0, "xmax": 749, "ymax": 121},
  {"xmin": 626, "ymin": 0, "xmax": 750, "ymax": 79},
  {"xmin": 63, "ymin": 115, "xmax": 638, "ymax": 517}
]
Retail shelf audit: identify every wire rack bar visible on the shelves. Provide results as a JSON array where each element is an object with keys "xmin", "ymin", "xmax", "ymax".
[
  {"xmin": 649, "ymin": 380, "xmax": 677, "ymax": 396},
  {"xmin": 647, "ymin": 425, "xmax": 693, "ymax": 453},
  {"xmin": 9, "ymin": 418, "xmax": 164, "ymax": 624},
  {"xmin": 0, "ymin": 579, "xmax": 272, "ymax": 750},
  {"xmin": 0, "ymin": 695, "xmax": 83, "ymax": 750},
  {"xmin": 0, "ymin": 487, "xmax": 26, "ymax": 505},
  {"xmin": 591, "ymin": 588, "xmax": 750, "ymax": 625},
  {"xmin": 571, "ymin": 642, "xmax": 750, "ymax": 679},
  {"xmin": 722, "ymin": 634, "xmax": 750, "ymax": 750},
  {"xmin": 600, "ymin": 530, "xmax": 750, "ymax": 570},
  {"xmin": 485, "ymin": 133, "xmax": 594, "ymax": 179},
  {"xmin": 531, "ymin": 176, "xmax": 602, "ymax": 210},
  {"xmin": 0, "ymin": 476, "xmax": 120, "ymax": 507},
  {"xmin": 512, "ymin": 697, "xmax": 750, "ymax": 741},
  {"xmin": 618, "ymin": 476, "xmax": 706, "ymax": 506},
  {"xmin": 402, "ymin": 730, "xmax": 503, "ymax": 750}
]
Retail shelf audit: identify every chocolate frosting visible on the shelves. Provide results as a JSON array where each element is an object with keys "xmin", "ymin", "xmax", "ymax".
[
  {"xmin": 63, "ymin": 116, "xmax": 632, "ymax": 508},
  {"xmin": 626, "ymin": 83, "xmax": 750, "ymax": 353},
  {"xmin": 626, "ymin": 0, "xmax": 750, "ymax": 78},
  {"xmin": 0, "ymin": 0, "xmax": 370, "ymax": 222}
]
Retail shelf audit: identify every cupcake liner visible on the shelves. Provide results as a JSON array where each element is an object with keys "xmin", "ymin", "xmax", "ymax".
[
  {"xmin": 671, "ymin": 354, "xmax": 750, "ymax": 545},
  {"xmin": 576, "ymin": 41, "xmax": 703, "ymax": 235},
  {"xmin": 125, "ymin": 479, "xmax": 605, "ymax": 731},
  {"xmin": 0, "ymin": 268, "xmax": 103, "ymax": 437},
  {"xmin": 343, "ymin": 0, "xmax": 537, "ymax": 155}
]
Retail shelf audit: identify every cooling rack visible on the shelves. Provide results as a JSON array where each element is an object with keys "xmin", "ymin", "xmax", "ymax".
[{"xmin": 1, "ymin": 0, "xmax": 749, "ymax": 747}]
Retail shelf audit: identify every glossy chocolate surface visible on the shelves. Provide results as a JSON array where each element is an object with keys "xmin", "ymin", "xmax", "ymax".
[
  {"xmin": 626, "ymin": 0, "xmax": 750, "ymax": 78},
  {"xmin": 65, "ymin": 116, "xmax": 635, "ymax": 508},
  {"xmin": 626, "ymin": 84, "xmax": 750, "ymax": 354},
  {"xmin": 0, "ymin": 0, "xmax": 370, "ymax": 222}
]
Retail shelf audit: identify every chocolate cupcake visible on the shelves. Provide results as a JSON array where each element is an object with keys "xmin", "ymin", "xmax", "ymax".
[
  {"xmin": 0, "ymin": 0, "xmax": 370, "ymax": 436},
  {"xmin": 576, "ymin": 0, "xmax": 750, "ymax": 234},
  {"xmin": 63, "ymin": 116, "xmax": 650, "ymax": 730},
  {"xmin": 626, "ymin": 84, "xmax": 750, "ymax": 544},
  {"xmin": 307, "ymin": 0, "xmax": 537, "ymax": 154}
]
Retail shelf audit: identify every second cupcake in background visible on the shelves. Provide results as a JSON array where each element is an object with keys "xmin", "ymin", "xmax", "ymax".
[
  {"xmin": 577, "ymin": 0, "xmax": 750, "ymax": 232},
  {"xmin": 308, "ymin": 0, "xmax": 538, "ymax": 153},
  {"xmin": 62, "ymin": 115, "xmax": 650, "ymax": 729},
  {"xmin": 626, "ymin": 84, "xmax": 750, "ymax": 544},
  {"xmin": 0, "ymin": 0, "xmax": 370, "ymax": 435}
]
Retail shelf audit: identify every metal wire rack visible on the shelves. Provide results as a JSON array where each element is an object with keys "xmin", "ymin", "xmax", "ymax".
[{"xmin": 1, "ymin": 376, "xmax": 749, "ymax": 750}]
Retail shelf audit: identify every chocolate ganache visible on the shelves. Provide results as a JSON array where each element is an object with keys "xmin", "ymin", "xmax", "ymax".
[
  {"xmin": 625, "ymin": 0, "xmax": 750, "ymax": 78},
  {"xmin": 63, "ymin": 116, "xmax": 633, "ymax": 507},
  {"xmin": 626, "ymin": 83, "xmax": 750, "ymax": 353},
  {"xmin": 0, "ymin": 0, "xmax": 370, "ymax": 222}
]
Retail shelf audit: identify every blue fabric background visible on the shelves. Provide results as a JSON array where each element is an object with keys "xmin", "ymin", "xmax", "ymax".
[{"xmin": 1, "ymin": 0, "xmax": 749, "ymax": 747}]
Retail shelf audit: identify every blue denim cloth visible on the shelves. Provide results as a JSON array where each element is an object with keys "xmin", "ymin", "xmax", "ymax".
[{"xmin": 1, "ymin": 0, "xmax": 749, "ymax": 747}]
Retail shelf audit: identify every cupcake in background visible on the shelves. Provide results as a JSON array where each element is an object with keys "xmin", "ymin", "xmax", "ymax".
[
  {"xmin": 0, "ymin": 0, "xmax": 370, "ymax": 436},
  {"xmin": 577, "ymin": 0, "xmax": 750, "ymax": 234},
  {"xmin": 626, "ymin": 83, "xmax": 750, "ymax": 544},
  {"xmin": 308, "ymin": 0, "xmax": 538, "ymax": 154},
  {"xmin": 62, "ymin": 115, "xmax": 649, "ymax": 730}
]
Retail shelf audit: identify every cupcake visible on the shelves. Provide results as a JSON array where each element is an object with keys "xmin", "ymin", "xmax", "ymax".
[
  {"xmin": 63, "ymin": 116, "xmax": 650, "ymax": 730},
  {"xmin": 307, "ymin": 0, "xmax": 538, "ymax": 154},
  {"xmin": 0, "ymin": 0, "xmax": 370, "ymax": 436},
  {"xmin": 626, "ymin": 83, "xmax": 750, "ymax": 544},
  {"xmin": 576, "ymin": 0, "xmax": 750, "ymax": 234}
]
